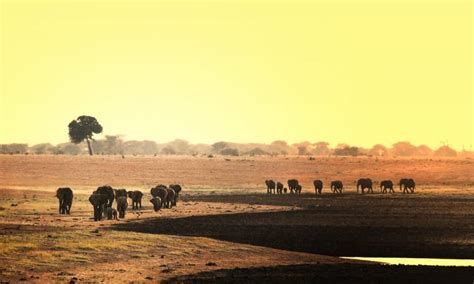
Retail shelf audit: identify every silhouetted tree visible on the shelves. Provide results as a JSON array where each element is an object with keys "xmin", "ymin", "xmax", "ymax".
[{"xmin": 68, "ymin": 115, "xmax": 103, "ymax": 155}]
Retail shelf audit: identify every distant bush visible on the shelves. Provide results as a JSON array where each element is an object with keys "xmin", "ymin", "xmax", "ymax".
[
  {"xmin": 220, "ymin": 148, "xmax": 239, "ymax": 156},
  {"xmin": 161, "ymin": 147, "xmax": 176, "ymax": 155},
  {"xmin": 244, "ymin": 147, "xmax": 269, "ymax": 156},
  {"xmin": 434, "ymin": 146, "xmax": 457, "ymax": 157},
  {"xmin": 334, "ymin": 146, "xmax": 361, "ymax": 156},
  {"xmin": 212, "ymin": 142, "xmax": 228, "ymax": 153},
  {"xmin": 0, "ymin": 144, "xmax": 28, "ymax": 154}
]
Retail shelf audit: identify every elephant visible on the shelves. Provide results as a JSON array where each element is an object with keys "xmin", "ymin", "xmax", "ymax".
[
  {"xmin": 330, "ymin": 180, "xmax": 343, "ymax": 194},
  {"xmin": 106, "ymin": 206, "xmax": 118, "ymax": 220},
  {"xmin": 380, "ymin": 180, "xmax": 394, "ymax": 193},
  {"xmin": 169, "ymin": 184, "xmax": 182, "ymax": 205},
  {"xmin": 89, "ymin": 192, "xmax": 109, "ymax": 221},
  {"xmin": 150, "ymin": 185, "xmax": 168, "ymax": 208},
  {"xmin": 265, "ymin": 180, "xmax": 276, "ymax": 194},
  {"xmin": 114, "ymin": 188, "xmax": 127, "ymax": 200},
  {"xmin": 169, "ymin": 184, "xmax": 182, "ymax": 199},
  {"xmin": 313, "ymin": 180, "xmax": 323, "ymax": 195},
  {"xmin": 294, "ymin": 184, "xmax": 302, "ymax": 194},
  {"xmin": 400, "ymin": 178, "xmax": 416, "ymax": 193},
  {"xmin": 287, "ymin": 179, "xmax": 299, "ymax": 194},
  {"xmin": 56, "ymin": 187, "xmax": 73, "ymax": 214},
  {"xmin": 150, "ymin": 197, "xmax": 162, "ymax": 212},
  {"xmin": 357, "ymin": 178, "xmax": 373, "ymax": 194},
  {"xmin": 165, "ymin": 188, "xmax": 176, "ymax": 208},
  {"xmin": 127, "ymin": 190, "xmax": 143, "ymax": 209},
  {"xmin": 116, "ymin": 196, "xmax": 128, "ymax": 218},
  {"xmin": 96, "ymin": 185, "xmax": 115, "ymax": 208},
  {"xmin": 276, "ymin": 182, "xmax": 284, "ymax": 194}
]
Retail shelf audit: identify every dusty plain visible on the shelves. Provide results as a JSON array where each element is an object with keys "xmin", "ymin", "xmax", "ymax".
[{"xmin": 0, "ymin": 155, "xmax": 473, "ymax": 283}]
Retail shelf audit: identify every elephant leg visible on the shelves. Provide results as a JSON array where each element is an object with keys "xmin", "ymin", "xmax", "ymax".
[{"xmin": 99, "ymin": 207, "xmax": 103, "ymax": 220}]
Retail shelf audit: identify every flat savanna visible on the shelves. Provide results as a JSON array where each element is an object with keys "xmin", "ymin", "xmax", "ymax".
[{"xmin": 0, "ymin": 155, "xmax": 473, "ymax": 283}]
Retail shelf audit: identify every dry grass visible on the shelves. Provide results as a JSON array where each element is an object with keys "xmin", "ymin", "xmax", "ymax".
[{"xmin": 0, "ymin": 155, "xmax": 473, "ymax": 191}]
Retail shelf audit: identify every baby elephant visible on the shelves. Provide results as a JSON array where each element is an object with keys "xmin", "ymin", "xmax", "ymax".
[
  {"xmin": 116, "ymin": 196, "xmax": 128, "ymax": 218},
  {"xmin": 150, "ymin": 185, "xmax": 168, "ymax": 209},
  {"xmin": 56, "ymin": 187, "xmax": 73, "ymax": 214},
  {"xmin": 106, "ymin": 206, "xmax": 118, "ymax": 220},
  {"xmin": 150, "ymin": 197, "xmax": 162, "ymax": 212}
]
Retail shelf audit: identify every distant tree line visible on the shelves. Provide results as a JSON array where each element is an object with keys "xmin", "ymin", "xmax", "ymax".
[{"xmin": 0, "ymin": 138, "xmax": 467, "ymax": 157}]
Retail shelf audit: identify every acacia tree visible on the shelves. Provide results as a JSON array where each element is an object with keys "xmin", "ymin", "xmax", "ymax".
[{"xmin": 68, "ymin": 115, "xmax": 103, "ymax": 155}]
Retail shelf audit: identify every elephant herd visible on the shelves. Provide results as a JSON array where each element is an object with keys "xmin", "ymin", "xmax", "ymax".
[
  {"xmin": 264, "ymin": 179, "xmax": 303, "ymax": 194},
  {"xmin": 55, "ymin": 184, "xmax": 183, "ymax": 221},
  {"xmin": 265, "ymin": 178, "xmax": 416, "ymax": 195}
]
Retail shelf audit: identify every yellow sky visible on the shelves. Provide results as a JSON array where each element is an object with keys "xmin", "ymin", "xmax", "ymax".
[{"xmin": 1, "ymin": 0, "xmax": 472, "ymax": 150}]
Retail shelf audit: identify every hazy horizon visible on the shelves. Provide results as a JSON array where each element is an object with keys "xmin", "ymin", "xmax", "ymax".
[
  {"xmin": 0, "ymin": 135, "xmax": 469, "ymax": 154},
  {"xmin": 0, "ymin": 133, "xmax": 471, "ymax": 151},
  {"xmin": 1, "ymin": 0, "xmax": 472, "ymax": 151}
]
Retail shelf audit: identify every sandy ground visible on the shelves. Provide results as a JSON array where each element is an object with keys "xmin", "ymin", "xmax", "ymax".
[
  {"xmin": 0, "ymin": 189, "xmax": 366, "ymax": 283},
  {"xmin": 1, "ymin": 154, "xmax": 473, "ymax": 190},
  {"xmin": 0, "ymin": 155, "xmax": 473, "ymax": 282}
]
